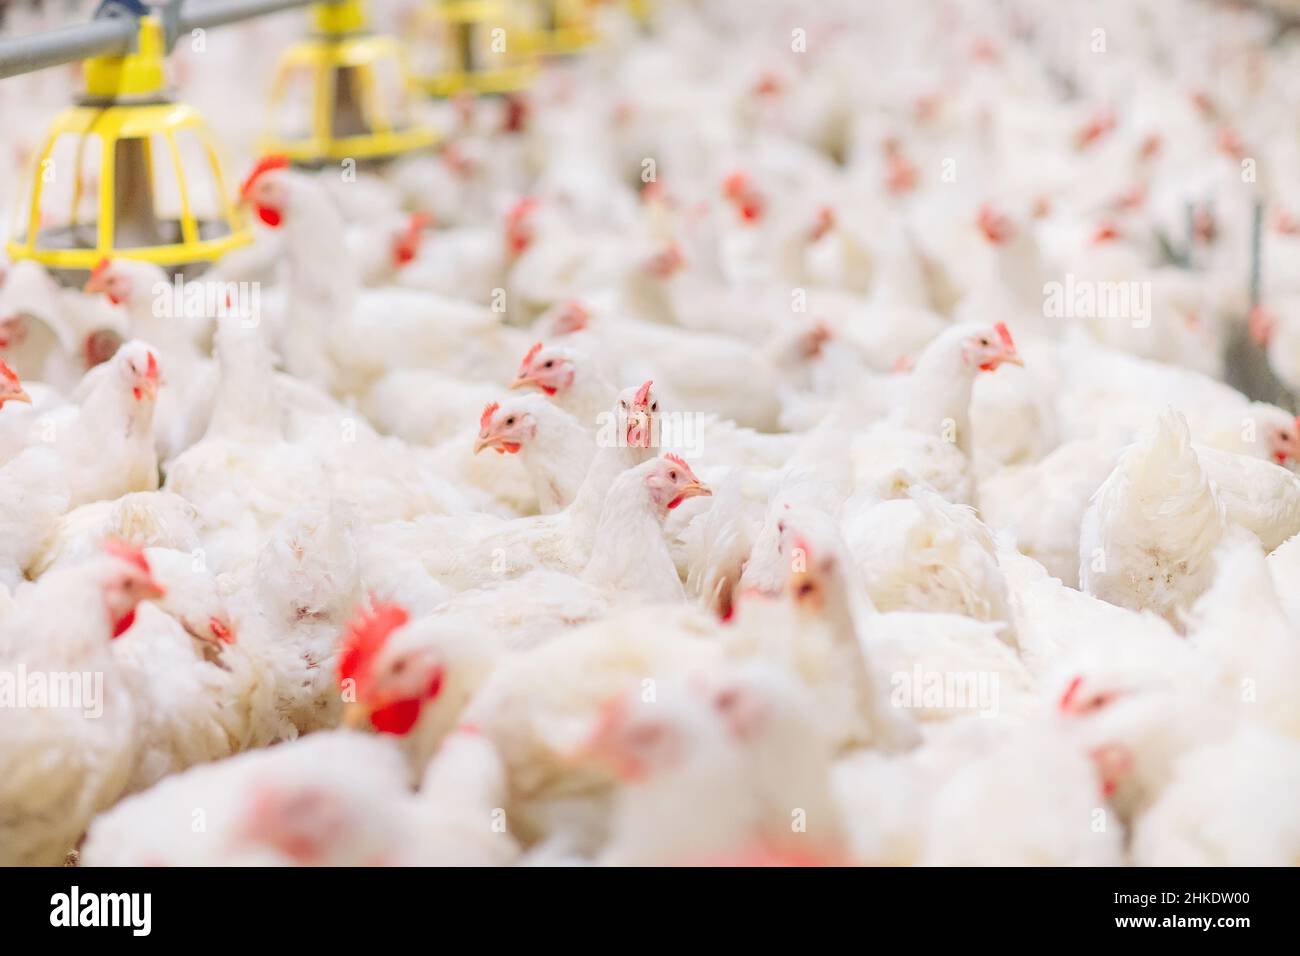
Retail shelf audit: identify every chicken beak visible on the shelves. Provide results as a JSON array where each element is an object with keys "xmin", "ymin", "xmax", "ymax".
[
  {"xmin": 508, "ymin": 374, "xmax": 536, "ymax": 391},
  {"xmin": 681, "ymin": 479, "xmax": 711, "ymax": 501},
  {"xmin": 144, "ymin": 577, "xmax": 167, "ymax": 602},
  {"xmin": 3, "ymin": 388, "xmax": 31, "ymax": 405},
  {"xmin": 668, "ymin": 480, "xmax": 711, "ymax": 509},
  {"xmin": 1000, "ymin": 350, "xmax": 1024, "ymax": 368},
  {"xmin": 473, "ymin": 433, "xmax": 499, "ymax": 454}
]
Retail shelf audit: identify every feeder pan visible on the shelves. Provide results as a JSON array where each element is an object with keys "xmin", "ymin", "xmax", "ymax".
[
  {"xmin": 409, "ymin": 0, "xmax": 536, "ymax": 97},
  {"xmin": 5, "ymin": 14, "xmax": 251, "ymax": 281},
  {"xmin": 262, "ymin": 0, "xmax": 438, "ymax": 166},
  {"xmin": 521, "ymin": 0, "xmax": 599, "ymax": 57}
]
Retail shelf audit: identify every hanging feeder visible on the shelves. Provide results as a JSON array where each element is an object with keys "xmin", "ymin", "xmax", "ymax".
[
  {"xmin": 408, "ymin": 0, "xmax": 536, "ymax": 97},
  {"xmin": 262, "ymin": 0, "xmax": 438, "ymax": 166},
  {"xmin": 5, "ymin": 8, "xmax": 251, "ymax": 279},
  {"xmin": 521, "ymin": 0, "xmax": 599, "ymax": 57},
  {"xmin": 625, "ymin": 0, "xmax": 654, "ymax": 29}
]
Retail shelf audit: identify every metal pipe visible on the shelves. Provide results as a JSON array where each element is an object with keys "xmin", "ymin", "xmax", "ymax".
[
  {"xmin": 0, "ymin": 19, "xmax": 136, "ymax": 79},
  {"xmin": 0, "ymin": 0, "xmax": 336, "ymax": 80},
  {"xmin": 181, "ymin": 0, "xmax": 325, "ymax": 33}
]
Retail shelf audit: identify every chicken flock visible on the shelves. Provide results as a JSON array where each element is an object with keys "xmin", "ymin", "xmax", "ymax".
[{"xmin": 2, "ymin": 0, "xmax": 1300, "ymax": 867}]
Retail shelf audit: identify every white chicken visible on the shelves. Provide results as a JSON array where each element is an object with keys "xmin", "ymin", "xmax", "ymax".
[
  {"xmin": 1079, "ymin": 410, "xmax": 1226, "ymax": 627},
  {"xmin": 0, "ymin": 543, "xmax": 165, "ymax": 864}
]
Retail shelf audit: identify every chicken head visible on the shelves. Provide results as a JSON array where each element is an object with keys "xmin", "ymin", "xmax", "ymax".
[{"xmin": 101, "ymin": 538, "xmax": 167, "ymax": 638}]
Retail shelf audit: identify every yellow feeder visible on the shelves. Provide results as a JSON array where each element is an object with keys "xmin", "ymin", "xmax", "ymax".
[
  {"xmin": 5, "ymin": 15, "xmax": 251, "ymax": 277},
  {"xmin": 521, "ymin": 0, "xmax": 599, "ymax": 56},
  {"xmin": 625, "ymin": 0, "xmax": 654, "ymax": 28},
  {"xmin": 409, "ymin": 0, "xmax": 536, "ymax": 97},
  {"xmin": 263, "ymin": 0, "xmax": 438, "ymax": 165}
]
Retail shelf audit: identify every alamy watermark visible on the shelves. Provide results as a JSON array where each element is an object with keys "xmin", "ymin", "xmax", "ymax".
[
  {"xmin": 151, "ymin": 276, "xmax": 261, "ymax": 327},
  {"xmin": 890, "ymin": 666, "xmax": 1000, "ymax": 718},
  {"xmin": 596, "ymin": 409, "xmax": 706, "ymax": 457},
  {"xmin": 0, "ymin": 665, "xmax": 103, "ymax": 718},
  {"xmin": 50, "ymin": 886, "xmax": 151, "ymax": 936},
  {"xmin": 1043, "ymin": 273, "xmax": 1151, "ymax": 328}
]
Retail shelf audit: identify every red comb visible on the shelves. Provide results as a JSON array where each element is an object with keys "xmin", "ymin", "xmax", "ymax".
[
  {"xmin": 977, "ymin": 203, "xmax": 1014, "ymax": 244},
  {"xmin": 994, "ymin": 322, "xmax": 1015, "ymax": 350},
  {"xmin": 1091, "ymin": 221, "xmax": 1122, "ymax": 244},
  {"xmin": 145, "ymin": 350, "xmax": 158, "ymax": 380},
  {"xmin": 633, "ymin": 380, "xmax": 653, "ymax": 407},
  {"xmin": 505, "ymin": 197, "xmax": 538, "ymax": 255},
  {"xmin": 722, "ymin": 171, "xmax": 749, "ymax": 199},
  {"xmin": 645, "ymin": 242, "xmax": 684, "ymax": 278},
  {"xmin": 1058, "ymin": 675, "xmax": 1084, "ymax": 713},
  {"xmin": 809, "ymin": 205, "xmax": 835, "ymax": 241},
  {"xmin": 506, "ymin": 196, "xmax": 538, "ymax": 224},
  {"xmin": 1217, "ymin": 127, "xmax": 1244, "ymax": 159},
  {"xmin": 102, "ymin": 538, "xmax": 151, "ymax": 575},
  {"xmin": 663, "ymin": 453, "xmax": 696, "ymax": 479},
  {"xmin": 240, "ymin": 155, "xmax": 290, "ymax": 200},
  {"xmin": 0, "ymin": 359, "xmax": 20, "ymax": 386},
  {"xmin": 556, "ymin": 300, "xmax": 589, "ymax": 333},
  {"xmin": 1075, "ymin": 108, "xmax": 1115, "ymax": 150},
  {"xmin": 753, "ymin": 71, "xmax": 782, "ymax": 97},
  {"xmin": 518, "ymin": 342, "xmax": 543, "ymax": 373},
  {"xmin": 90, "ymin": 257, "xmax": 111, "ymax": 279},
  {"xmin": 721, "ymin": 171, "xmax": 764, "ymax": 222},
  {"xmin": 337, "ymin": 600, "xmax": 410, "ymax": 688},
  {"xmin": 480, "ymin": 401, "xmax": 499, "ymax": 431},
  {"xmin": 590, "ymin": 693, "xmax": 630, "ymax": 742}
]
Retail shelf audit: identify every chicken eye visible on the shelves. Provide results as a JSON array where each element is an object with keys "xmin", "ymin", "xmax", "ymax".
[
  {"xmin": 543, "ymin": 360, "xmax": 554, "ymax": 368},
  {"xmin": 978, "ymin": 337, "xmax": 990, "ymax": 346},
  {"xmin": 668, "ymin": 470, "xmax": 678, "ymax": 481},
  {"xmin": 505, "ymin": 416, "xmax": 516, "ymax": 425},
  {"xmin": 651, "ymin": 402, "xmax": 658, "ymax": 411},
  {"xmin": 620, "ymin": 401, "xmax": 628, "ymax": 409},
  {"xmin": 797, "ymin": 581, "xmax": 816, "ymax": 597},
  {"xmin": 392, "ymin": 659, "xmax": 407, "ymax": 675}
]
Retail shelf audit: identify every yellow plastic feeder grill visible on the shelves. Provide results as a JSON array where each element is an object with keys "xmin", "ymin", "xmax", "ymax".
[
  {"xmin": 625, "ymin": 0, "xmax": 653, "ymax": 27},
  {"xmin": 5, "ymin": 16, "xmax": 251, "ymax": 277},
  {"xmin": 409, "ymin": 1, "xmax": 536, "ymax": 97},
  {"xmin": 521, "ymin": 0, "xmax": 599, "ymax": 56},
  {"xmin": 262, "ymin": 0, "xmax": 438, "ymax": 166}
]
